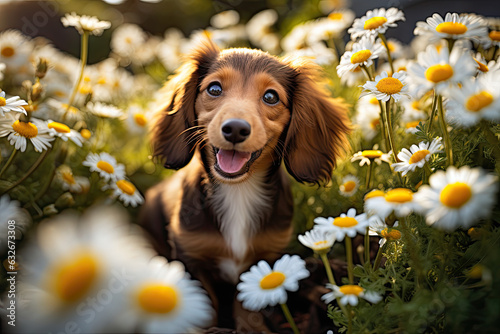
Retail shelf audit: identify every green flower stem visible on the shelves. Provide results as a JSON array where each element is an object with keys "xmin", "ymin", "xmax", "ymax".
[
  {"xmin": 399, "ymin": 217, "xmax": 424, "ymax": 287},
  {"xmin": 345, "ymin": 236, "xmax": 354, "ymax": 284},
  {"xmin": 347, "ymin": 304, "xmax": 353, "ymax": 334},
  {"xmin": 446, "ymin": 38, "xmax": 456, "ymax": 54},
  {"xmin": 0, "ymin": 149, "xmax": 18, "ymax": 179},
  {"xmin": 480, "ymin": 120, "xmax": 500, "ymax": 162},
  {"xmin": 378, "ymin": 100, "xmax": 390, "ymax": 152},
  {"xmin": 365, "ymin": 161, "xmax": 373, "ymax": 190},
  {"xmin": 385, "ymin": 99, "xmax": 399, "ymax": 163},
  {"xmin": 364, "ymin": 228, "xmax": 371, "ymax": 269},
  {"xmin": 423, "ymin": 163, "xmax": 432, "ymax": 185},
  {"xmin": 437, "ymin": 95, "xmax": 453, "ymax": 166},
  {"xmin": 360, "ymin": 64, "xmax": 374, "ymax": 81},
  {"xmin": 1, "ymin": 148, "xmax": 51, "ymax": 195},
  {"xmin": 379, "ymin": 33, "xmax": 394, "ymax": 74},
  {"xmin": 280, "ymin": 303, "xmax": 300, "ymax": 334},
  {"xmin": 319, "ymin": 252, "xmax": 337, "ymax": 286},
  {"xmin": 426, "ymin": 93, "xmax": 439, "ymax": 134},
  {"xmin": 64, "ymin": 30, "xmax": 89, "ymax": 121},
  {"xmin": 373, "ymin": 242, "xmax": 387, "ymax": 271}
]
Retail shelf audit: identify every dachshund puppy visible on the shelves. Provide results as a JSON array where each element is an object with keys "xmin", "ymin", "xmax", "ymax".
[{"xmin": 139, "ymin": 40, "xmax": 350, "ymax": 330}]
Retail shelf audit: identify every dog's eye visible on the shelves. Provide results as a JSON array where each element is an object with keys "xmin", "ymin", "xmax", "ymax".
[
  {"xmin": 207, "ymin": 82, "xmax": 222, "ymax": 97},
  {"xmin": 262, "ymin": 90, "xmax": 279, "ymax": 105}
]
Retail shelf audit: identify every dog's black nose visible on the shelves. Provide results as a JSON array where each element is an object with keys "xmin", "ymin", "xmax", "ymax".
[{"xmin": 221, "ymin": 119, "xmax": 251, "ymax": 144}]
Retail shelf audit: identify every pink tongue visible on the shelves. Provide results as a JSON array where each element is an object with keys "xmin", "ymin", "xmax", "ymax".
[{"xmin": 216, "ymin": 149, "xmax": 251, "ymax": 174}]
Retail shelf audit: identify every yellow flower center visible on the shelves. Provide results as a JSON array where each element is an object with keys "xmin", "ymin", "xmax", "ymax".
[
  {"xmin": 62, "ymin": 171, "xmax": 76, "ymax": 185},
  {"xmin": 465, "ymin": 91, "xmax": 494, "ymax": 112},
  {"xmin": 364, "ymin": 190, "xmax": 385, "ymax": 200},
  {"xmin": 385, "ymin": 188, "xmax": 413, "ymax": 203},
  {"xmin": 369, "ymin": 97, "xmax": 379, "ymax": 105},
  {"xmin": 474, "ymin": 58, "xmax": 489, "ymax": 72},
  {"xmin": 97, "ymin": 77, "xmax": 107, "ymax": 85},
  {"xmin": 436, "ymin": 22, "xmax": 468, "ymax": 35},
  {"xmin": 53, "ymin": 253, "xmax": 99, "ymax": 303},
  {"xmin": 364, "ymin": 16, "xmax": 387, "ymax": 30},
  {"xmin": 351, "ymin": 50, "xmax": 372, "ymax": 64},
  {"xmin": 137, "ymin": 284, "xmax": 178, "ymax": 314},
  {"xmin": 380, "ymin": 228, "xmax": 402, "ymax": 240},
  {"xmin": 425, "ymin": 64, "xmax": 454, "ymax": 83},
  {"xmin": 60, "ymin": 103, "xmax": 79, "ymax": 115},
  {"xmin": 339, "ymin": 285, "xmax": 364, "ymax": 296},
  {"xmin": 260, "ymin": 271, "xmax": 286, "ymax": 289},
  {"xmin": 370, "ymin": 118, "xmax": 380, "ymax": 129},
  {"xmin": 134, "ymin": 113, "xmax": 147, "ymax": 127},
  {"xmin": 439, "ymin": 182, "xmax": 472, "ymax": 208},
  {"xmin": 406, "ymin": 120, "xmax": 422, "ymax": 129},
  {"xmin": 342, "ymin": 181, "xmax": 357, "ymax": 192},
  {"xmin": 489, "ymin": 31, "xmax": 500, "ymax": 41},
  {"xmin": 386, "ymin": 41, "xmax": 395, "ymax": 52},
  {"xmin": 376, "ymin": 77, "xmax": 404, "ymax": 95},
  {"xmin": 333, "ymin": 217, "xmax": 358, "ymax": 228},
  {"xmin": 96, "ymin": 160, "xmax": 114, "ymax": 174},
  {"xmin": 361, "ymin": 150, "xmax": 383, "ymax": 159},
  {"xmin": 409, "ymin": 149, "xmax": 430, "ymax": 164},
  {"xmin": 81, "ymin": 129, "xmax": 91, "ymax": 139},
  {"xmin": 116, "ymin": 179, "xmax": 136, "ymax": 195},
  {"xmin": 313, "ymin": 240, "xmax": 330, "ymax": 250},
  {"xmin": 12, "ymin": 120, "xmax": 38, "ymax": 139},
  {"xmin": 1, "ymin": 46, "xmax": 15, "ymax": 58},
  {"xmin": 0, "ymin": 96, "xmax": 6, "ymax": 106},
  {"xmin": 48, "ymin": 121, "xmax": 71, "ymax": 134},
  {"xmin": 328, "ymin": 12, "xmax": 343, "ymax": 21}
]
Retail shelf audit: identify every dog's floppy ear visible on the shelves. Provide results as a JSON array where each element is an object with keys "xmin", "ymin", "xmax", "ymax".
[
  {"xmin": 283, "ymin": 58, "xmax": 351, "ymax": 185},
  {"xmin": 151, "ymin": 40, "xmax": 219, "ymax": 169}
]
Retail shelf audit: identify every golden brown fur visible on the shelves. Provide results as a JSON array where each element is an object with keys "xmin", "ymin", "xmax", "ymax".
[{"xmin": 140, "ymin": 40, "xmax": 350, "ymax": 330}]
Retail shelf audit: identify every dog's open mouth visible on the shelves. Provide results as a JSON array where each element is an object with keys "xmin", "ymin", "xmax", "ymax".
[{"xmin": 214, "ymin": 147, "xmax": 262, "ymax": 178}]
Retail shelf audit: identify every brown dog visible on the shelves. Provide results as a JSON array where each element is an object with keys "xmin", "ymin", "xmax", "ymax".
[{"xmin": 139, "ymin": 40, "xmax": 350, "ymax": 330}]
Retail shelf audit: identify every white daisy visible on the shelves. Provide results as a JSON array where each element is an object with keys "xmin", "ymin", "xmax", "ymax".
[
  {"xmin": 118, "ymin": 257, "xmax": 214, "ymax": 333},
  {"xmin": 339, "ymin": 175, "xmax": 360, "ymax": 197},
  {"xmin": 285, "ymin": 43, "xmax": 337, "ymax": 66},
  {"xmin": 444, "ymin": 74, "xmax": 500, "ymax": 127},
  {"xmin": 61, "ymin": 12, "xmax": 111, "ymax": 36},
  {"xmin": 355, "ymin": 95, "xmax": 381, "ymax": 141},
  {"xmin": 55, "ymin": 165, "xmax": 88, "ymax": 193},
  {"xmin": 322, "ymin": 284, "xmax": 382, "ymax": 306},
  {"xmin": 414, "ymin": 166, "xmax": 498, "ymax": 231},
  {"xmin": 298, "ymin": 227, "xmax": 336, "ymax": 253},
  {"xmin": 414, "ymin": 13, "xmax": 487, "ymax": 44},
  {"xmin": 337, "ymin": 36, "xmax": 384, "ymax": 78},
  {"xmin": 111, "ymin": 23, "xmax": 147, "ymax": 59},
  {"xmin": 351, "ymin": 149, "xmax": 392, "ymax": 166},
  {"xmin": 377, "ymin": 37, "xmax": 406, "ymax": 60},
  {"xmin": 246, "ymin": 9, "xmax": 280, "ymax": 53},
  {"xmin": 46, "ymin": 98, "xmax": 82, "ymax": 121},
  {"xmin": 348, "ymin": 7, "xmax": 405, "ymax": 39},
  {"xmin": 281, "ymin": 21, "xmax": 315, "ymax": 52},
  {"xmin": 361, "ymin": 70, "xmax": 410, "ymax": 102},
  {"xmin": 368, "ymin": 216, "xmax": 401, "ymax": 246},
  {"xmin": 401, "ymin": 98, "xmax": 429, "ymax": 126},
  {"xmin": 307, "ymin": 10, "xmax": 355, "ymax": 43},
  {"xmin": 479, "ymin": 28, "xmax": 500, "ymax": 49},
  {"xmin": 126, "ymin": 104, "xmax": 150, "ymax": 133},
  {"xmin": 407, "ymin": 44, "xmax": 476, "ymax": 97},
  {"xmin": 391, "ymin": 137, "xmax": 443, "ymax": 176},
  {"xmin": 0, "ymin": 90, "xmax": 28, "ymax": 116},
  {"xmin": 236, "ymin": 254, "xmax": 309, "ymax": 311},
  {"xmin": 473, "ymin": 53, "xmax": 500, "ymax": 76},
  {"xmin": 82, "ymin": 152, "xmax": 126, "ymax": 181},
  {"xmin": 87, "ymin": 101, "xmax": 124, "ymax": 119},
  {"xmin": 364, "ymin": 188, "xmax": 418, "ymax": 220},
  {"xmin": 314, "ymin": 208, "xmax": 370, "ymax": 241},
  {"xmin": 104, "ymin": 179, "xmax": 144, "ymax": 207},
  {"xmin": 0, "ymin": 115, "xmax": 54, "ymax": 152},
  {"xmin": 46, "ymin": 120, "xmax": 84, "ymax": 147},
  {"xmin": 0, "ymin": 30, "xmax": 33, "ymax": 70},
  {"xmin": 210, "ymin": 10, "xmax": 240, "ymax": 29},
  {"xmin": 16, "ymin": 207, "xmax": 155, "ymax": 334}
]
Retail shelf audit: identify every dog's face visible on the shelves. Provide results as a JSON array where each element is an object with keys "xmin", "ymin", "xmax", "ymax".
[{"xmin": 152, "ymin": 41, "xmax": 350, "ymax": 185}]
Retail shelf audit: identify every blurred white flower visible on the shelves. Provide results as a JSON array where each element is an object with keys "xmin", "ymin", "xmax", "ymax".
[
  {"xmin": 0, "ymin": 63, "xmax": 5, "ymax": 81},
  {"xmin": 361, "ymin": 70, "xmax": 410, "ymax": 102},
  {"xmin": 307, "ymin": 10, "xmax": 355, "ymax": 43},
  {"xmin": 61, "ymin": 12, "xmax": 111, "ymax": 36},
  {"xmin": 210, "ymin": 10, "xmax": 240, "ymax": 29},
  {"xmin": 414, "ymin": 166, "xmax": 498, "ymax": 231},
  {"xmin": 103, "ymin": 179, "xmax": 144, "ymax": 207},
  {"xmin": 0, "ymin": 30, "xmax": 33, "ymax": 70},
  {"xmin": 0, "ymin": 90, "xmax": 28, "ymax": 117},
  {"xmin": 83, "ymin": 152, "xmax": 126, "ymax": 182},
  {"xmin": 0, "ymin": 195, "xmax": 31, "ymax": 252},
  {"xmin": 45, "ymin": 98, "xmax": 82, "ymax": 121},
  {"xmin": 445, "ymin": 74, "xmax": 500, "ymax": 127},
  {"xmin": 355, "ymin": 95, "xmax": 381, "ymax": 141},
  {"xmin": 111, "ymin": 23, "xmax": 147, "ymax": 59},
  {"xmin": 407, "ymin": 44, "xmax": 476, "ymax": 97},
  {"xmin": 391, "ymin": 137, "xmax": 443, "ymax": 176},
  {"xmin": 414, "ymin": 13, "xmax": 487, "ymax": 44},
  {"xmin": 322, "ymin": 284, "xmax": 382, "ymax": 306},
  {"xmin": 286, "ymin": 43, "xmax": 337, "ymax": 66},
  {"xmin": 337, "ymin": 35, "xmax": 383, "ymax": 78},
  {"xmin": 126, "ymin": 104, "xmax": 150, "ymax": 133},
  {"xmin": 0, "ymin": 114, "xmax": 54, "ymax": 152},
  {"xmin": 348, "ymin": 7, "xmax": 405, "ymax": 39},
  {"xmin": 56, "ymin": 165, "xmax": 88, "ymax": 193},
  {"xmin": 87, "ymin": 101, "xmax": 124, "ymax": 118},
  {"xmin": 472, "ymin": 52, "xmax": 500, "ymax": 76},
  {"xmin": 339, "ymin": 174, "xmax": 360, "ymax": 197},
  {"xmin": 314, "ymin": 208, "xmax": 369, "ymax": 241},
  {"xmin": 377, "ymin": 37, "xmax": 406, "ymax": 60},
  {"xmin": 365, "ymin": 188, "xmax": 417, "ymax": 220},
  {"xmin": 246, "ymin": 9, "xmax": 280, "ymax": 53},
  {"xmin": 237, "ymin": 254, "xmax": 309, "ymax": 311}
]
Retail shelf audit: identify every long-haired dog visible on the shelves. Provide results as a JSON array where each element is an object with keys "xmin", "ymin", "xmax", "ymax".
[{"xmin": 139, "ymin": 39, "xmax": 350, "ymax": 330}]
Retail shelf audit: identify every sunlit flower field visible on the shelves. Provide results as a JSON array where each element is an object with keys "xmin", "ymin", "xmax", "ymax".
[{"xmin": 1, "ymin": 1, "xmax": 500, "ymax": 333}]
